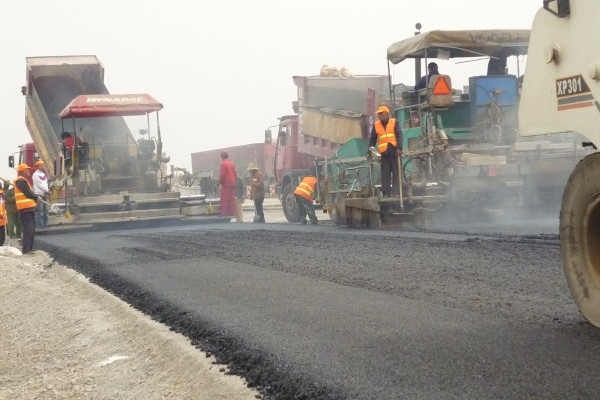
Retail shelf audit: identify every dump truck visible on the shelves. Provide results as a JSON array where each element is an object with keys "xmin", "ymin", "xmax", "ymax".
[
  {"xmin": 266, "ymin": 73, "xmax": 391, "ymax": 222},
  {"xmin": 18, "ymin": 55, "xmax": 215, "ymax": 224},
  {"xmin": 519, "ymin": 0, "xmax": 600, "ymax": 326},
  {"xmin": 385, "ymin": 28, "xmax": 590, "ymax": 219}
]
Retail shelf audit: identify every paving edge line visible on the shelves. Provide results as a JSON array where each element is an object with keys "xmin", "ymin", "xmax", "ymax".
[
  {"xmin": 36, "ymin": 215, "xmax": 232, "ymax": 236},
  {"xmin": 49, "ymin": 259, "xmax": 260, "ymax": 399}
]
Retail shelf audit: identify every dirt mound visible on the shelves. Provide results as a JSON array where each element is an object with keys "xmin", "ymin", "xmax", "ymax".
[{"xmin": 0, "ymin": 250, "xmax": 259, "ymax": 400}]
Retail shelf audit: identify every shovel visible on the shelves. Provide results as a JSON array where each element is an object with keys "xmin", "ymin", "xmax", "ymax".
[
  {"xmin": 397, "ymin": 154, "xmax": 404, "ymax": 212},
  {"xmin": 38, "ymin": 198, "xmax": 71, "ymax": 219}
]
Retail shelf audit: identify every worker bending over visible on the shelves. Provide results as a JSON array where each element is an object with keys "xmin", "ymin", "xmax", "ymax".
[{"xmin": 294, "ymin": 176, "xmax": 318, "ymax": 225}]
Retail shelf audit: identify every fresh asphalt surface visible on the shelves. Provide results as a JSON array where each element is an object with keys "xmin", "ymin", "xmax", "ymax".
[{"xmin": 36, "ymin": 205, "xmax": 600, "ymax": 399}]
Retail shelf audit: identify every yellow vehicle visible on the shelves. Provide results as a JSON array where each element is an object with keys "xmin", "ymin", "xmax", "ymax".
[{"xmin": 519, "ymin": 0, "xmax": 600, "ymax": 325}]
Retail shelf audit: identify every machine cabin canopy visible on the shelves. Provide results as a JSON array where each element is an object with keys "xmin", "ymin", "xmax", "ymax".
[
  {"xmin": 59, "ymin": 93, "xmax": 163, "ymax": 119},
  {"xmin": 386, "ymin": 29, "xmax": 531, "ymax": 64}
]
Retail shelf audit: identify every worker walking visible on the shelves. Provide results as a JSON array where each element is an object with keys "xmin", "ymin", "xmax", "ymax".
[
  {"xmin": 32, "ymin": 160, "xmax": 50, "ymax": 228},
  {"xmin": 294, "ymin": 176, "xmax": 318, "ymax": 225},
  {"xmin": 219, "ymin": 151, "xmax": 237, "ymax": 217},
  {"xmin": 369, "ymin": 106, "xmax": 403, "ymax": 197},
  {"xmin": 14, "ymin": 164, "xmax": 38, "ymax": 254},
  {"xmin": 234, "ymin": 171, "xmax": 245, "ymax": 223},
  {"xmin": 3, "ymin": 181, "xmax": 21, "ymax": 239},
  {"xmin": 247, "ymin": 163, "xmax": 265, "ymax": 223},
  {"xmin": 0, "ymin": 187, "xmax": 7, "ymax": 245}
]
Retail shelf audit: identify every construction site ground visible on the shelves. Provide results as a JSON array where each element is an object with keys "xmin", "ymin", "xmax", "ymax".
[
  {"xmin": 0, "ymin": 248, "xmax": 259, "ymax": 400},
  {"xmin": 4, "ymin": 198, "xmax": 600, "ymax": 399},
  {"xmin": 0, "ymin": 201, "xmax": 280, "ymax": 400}
]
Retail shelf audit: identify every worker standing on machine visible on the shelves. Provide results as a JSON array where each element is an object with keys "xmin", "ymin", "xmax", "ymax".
[
  {"xmin": 294, "ymin": 176, "xmax": 318, "ymax": 225},
  {"xmin": 369, "ymin": 106, "xmax": 403, "ymax": 197}
]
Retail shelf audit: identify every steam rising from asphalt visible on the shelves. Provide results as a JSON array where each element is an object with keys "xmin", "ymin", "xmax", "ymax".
[{"xmin": 434, "ymin": 132, "xmax": 593, "ymax": 236}]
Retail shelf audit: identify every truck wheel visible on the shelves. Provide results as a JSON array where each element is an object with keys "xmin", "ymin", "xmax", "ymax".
[
  {"xmin": 281, "ymin": 183, "xmax": 302, "ymax": 223},
  {"xmin": 561, "ymin": 153, "xmax": 600, "ymax": 326}
]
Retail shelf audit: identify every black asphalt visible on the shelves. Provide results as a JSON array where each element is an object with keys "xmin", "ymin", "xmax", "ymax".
[{"xmin": 37, "ymin": 221, "xmax": 600, "ymax": 400}]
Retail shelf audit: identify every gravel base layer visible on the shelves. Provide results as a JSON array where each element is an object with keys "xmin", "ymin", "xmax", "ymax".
[{"xmin": 0, "ymin": 249, "xmax": 259, "ymax": 400}]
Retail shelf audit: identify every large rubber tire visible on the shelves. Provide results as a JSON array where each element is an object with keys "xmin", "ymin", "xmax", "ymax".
[
  {"xmin": 281, "ymin": 183, "xmax": 302, "ymax": 223},
  {"xmin": 561, "ymin": 153, "xmax": 600, "ymax": 326}
]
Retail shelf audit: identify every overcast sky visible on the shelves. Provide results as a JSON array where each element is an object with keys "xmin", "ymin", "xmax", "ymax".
[{"xmin": 0, "ymin": 0, "xmax": 542, "ymax": 180}]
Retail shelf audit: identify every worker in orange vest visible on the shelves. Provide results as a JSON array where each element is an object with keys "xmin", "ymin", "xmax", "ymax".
[
  {"xmin": 14, "ymin": 163, "xmax": 38, "ymax": 254},
  {"xmin": 294, "ymin": 176, "xmax": 318, "ymax": 225},
  {"xmin": 368, "ymin": 105, "xmax": 403, "ymax": 197},
  {"xmin": 0, "ymin": 186, "xmax": 7, "ymax": 245}
]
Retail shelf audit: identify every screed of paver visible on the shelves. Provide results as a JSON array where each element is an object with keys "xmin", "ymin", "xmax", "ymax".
[{"xmin": 0, "ymin": 250, "xmax": 260, "ymax": 400}]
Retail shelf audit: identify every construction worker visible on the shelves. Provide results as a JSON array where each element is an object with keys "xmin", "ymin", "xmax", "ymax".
[
  {"xmin": 414, "ymin": 62, "xmax": 440, "ymax": 91},
  {"xmin": 219, "ymin": 151, "xmax": 237, "ymax": 217},
  {"xmin": 0, "ymin": 186, "xmax": 7, "ymax": 245},
  {"xmin": 32, "ymin": 160, "xmax": 50, "ymax": 228},
  {"xmin": 368, "ymin": 105, "xmax": 403, "ymax": 197},
  {"xmin": 3, "ymin": 181, "xmax": 21, "ymax": 239},
  {"xmin": 247, "ymin": 163, "xmax": 265, "ymax": 223},
  {"xmin": 14, "ymin": 163, "xmax": 38, "ymax": 254},
  {"xmin": 294, "ymin": 176, "xmax": 318, "ymax": 225}
]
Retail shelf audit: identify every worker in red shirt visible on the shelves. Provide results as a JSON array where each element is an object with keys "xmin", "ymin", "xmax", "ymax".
[
  {"xmin": 61, "ymin": 131, "xmax": 83, "ymax": 170},
  {"xmin": 219, "ymin": 151, "xmax": 237, "ymax": 217}
]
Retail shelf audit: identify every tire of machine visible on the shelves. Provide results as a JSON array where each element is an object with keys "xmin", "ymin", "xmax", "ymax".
[
  {"xmin": 328, "ymin": 194, "xmax": 346, "ymax": 225},
  {"xmin": 366, "ymin": 211, "xmax": 381, "ymax": 228},
  {"xmin": 560, "ymin": 152, "xmax": 600, "ymax": 326},
  {"xmin": 281, "ymin": 183, "xmax": 302, "ymax": 223}
]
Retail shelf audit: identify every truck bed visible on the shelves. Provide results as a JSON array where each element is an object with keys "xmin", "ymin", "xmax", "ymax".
[{"xmin": 26, "ymin": 56, "xmax": 136, "ymax": 178}]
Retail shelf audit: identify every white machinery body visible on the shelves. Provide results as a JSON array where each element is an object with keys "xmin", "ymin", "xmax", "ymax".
[{"xmin": 519, "ymin": 0, "xmax": 600, "ymax": 145}]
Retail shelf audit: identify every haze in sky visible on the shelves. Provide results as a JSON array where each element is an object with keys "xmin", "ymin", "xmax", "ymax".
[{"xmin": 0, "ymin": 0, "xmax": 542, "ymax": 181}]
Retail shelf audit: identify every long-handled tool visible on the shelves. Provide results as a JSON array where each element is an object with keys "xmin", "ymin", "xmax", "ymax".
[
  {"xmin": 397, "ymin": 154, "xmax": 404, "ymax": 212},
  {"xmin": 38, "ymin": 197, "xmax": 70, "ymax": 218}
]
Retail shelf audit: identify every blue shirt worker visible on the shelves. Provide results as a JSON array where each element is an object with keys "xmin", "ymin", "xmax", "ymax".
[{"xmin": 414, "ymin": 62, "xmax": 440, "ymax": 91}]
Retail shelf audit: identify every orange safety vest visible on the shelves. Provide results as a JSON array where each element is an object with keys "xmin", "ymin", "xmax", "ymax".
[
  {"xmin": 0, "ymin": 198, "xmax": 6, "ymax": 226},
  {"xmin": 14, "ymin": 176, "xmax": 37, "ymax": 211},
  {"xmin": 294, "ymin": 176, "xmax": 317, "ymax": 201},
  {"xmin": 375, "ymin": 118, "xmax": 398, "ymax": 154}
]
